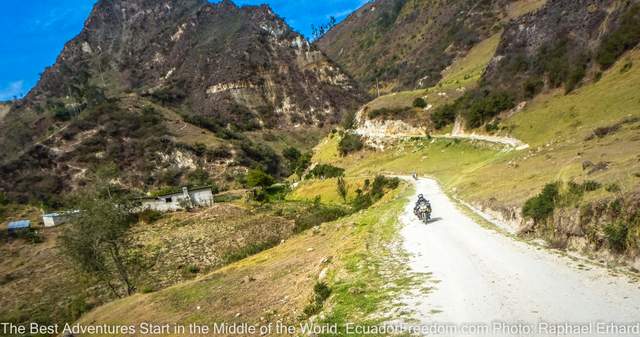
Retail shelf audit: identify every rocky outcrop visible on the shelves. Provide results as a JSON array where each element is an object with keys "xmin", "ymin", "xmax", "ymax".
[
  {"xmin": 353, "ymin": 107, "xmax": 426, "ymax": 149},
  {"xmin": 474, "ymin": 191, "xmax": 640, "ymax": 269}
]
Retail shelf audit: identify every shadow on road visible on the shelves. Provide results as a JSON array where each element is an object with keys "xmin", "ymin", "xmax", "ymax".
[{"xmin": 418, "ymin": 217, "xmax": 442, "ymax": 224}]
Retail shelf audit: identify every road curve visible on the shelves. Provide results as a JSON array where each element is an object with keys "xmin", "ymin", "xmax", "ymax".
[{"xmin": 398, "ymin": 178, "xmax": 640, "ymax": 337}]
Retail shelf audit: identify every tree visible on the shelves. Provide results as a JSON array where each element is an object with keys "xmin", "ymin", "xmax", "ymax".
[
  {"xmin": 246, "ymin": 168, "xmax": 275, "ymax": 189},
  {"xmin": 60, "ymin": 193, "xmax": 142, "ymax": 297},
  {"xmin": 336, "ymin": 177, "xmax": 348, "ymax": 203},
  {"xmin": 283, "ymin": 147, "xmax": 302, "ymax": 172},
  {"xmin": 93, "ymin": 162, "xmax": 119, "ymax": 199},
  {"xmin": 413, "ymin": 97, "xmax": 427, "ymax": 108}
]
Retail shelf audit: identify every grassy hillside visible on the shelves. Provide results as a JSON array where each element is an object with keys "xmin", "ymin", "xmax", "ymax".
[
  {"xmin": 72, "ymin": 184, "xmax": 426, "ymax": 336},
  {"xmin": 315, "ymin": 47, "xmax": 640, "ymax": 259},
  {"xmin": 0, "ymin": 201, "xmax": 331, "ymax": 332},
  {"xmin": 359, "ymin": 32, "xmax": 501, "ymax": 127}
]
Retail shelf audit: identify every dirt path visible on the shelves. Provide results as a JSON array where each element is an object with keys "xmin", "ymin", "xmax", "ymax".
[
  {"xmin": 431, "ymin": 133, "xmax": 529, "ymax": 150},
  {"xmin": 398, "ymin": 178, "xmax": 640, "ymax": 337}
]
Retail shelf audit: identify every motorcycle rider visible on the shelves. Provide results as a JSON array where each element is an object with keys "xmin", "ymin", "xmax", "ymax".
[{"xmin": 414, "ymin": 194, "xmax": 432, "ymax": 222}]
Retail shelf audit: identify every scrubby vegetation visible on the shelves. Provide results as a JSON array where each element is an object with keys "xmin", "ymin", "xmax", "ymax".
[
  {"xmin": 306, "ymin": 164, "xmax": 345, "ymax": 179},
  {"xmin": 596, "ymin": 4, "xmax": 640, "ymax": 69},
  {"xmin": 413, "ymin": 97, "xmax": 428, "ymax": 108},
  {"xmin": 338, "ymin": 133, "xmax": 364, "ymax": 156},
  {"xmin": 351, "ymin": 175, "xmax": 400, "ymax": 211},
  {"xmin": 431, "ymin": 88, "xmax": 515, "ymax": 129},
  {"xmin": 303, "ymin": 281, "xmax": 332, "ymax": 318}
]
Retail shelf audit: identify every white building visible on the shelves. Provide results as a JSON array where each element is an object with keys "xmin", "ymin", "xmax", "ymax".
[
  {"xmin": 42, "ymin": 210, "xmax": 80, "ymax": 227},
  {"xmin": 139, "ymin": 186, "xmax": 214, "ymax": 212}
]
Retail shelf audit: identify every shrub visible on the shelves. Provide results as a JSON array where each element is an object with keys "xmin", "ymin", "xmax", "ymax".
[
  {"xmin": 303, "ymin": 282, "xmax": 332, "ymax": 318},
  {"xmin": 137, "ymin": 209, "xmax": 163, "ymax": 224},
  {"xmin": 605, "ymin": 183, "xmax": 621, "ymax": 193},
  {"xmin": 186, "ymin": 265, "xmax": 200, "ymax": 274},
  {"xmin": 222, "ymin": 238, "xmax": 281, "ymax": 263},
  {"xmin": 294, "ymin": 204, "xmax": 347, "ymax": 233},
  {"xmin": 523, "ymin": 77, "xmax": 544, "ymax": 98},
  {"xmin": 338, "ymin": 133, "xmax": 364, "ymax": 156},
  {"xmin": 306, "ymin": 164, "xmax": 345, "ymax": 179},
  {"xmin": 283, "ymin": 147, "xmax": 311, "ymax": 176},
  {"xmin": 246, "ymin": 168, "xmax": 275, "ymax": 189},
  {"xmin": 604, "ymin": 221, "xmax": 628, "ymax": 253},
  {"xmin": 582, "ymin": 180, "xmax": 601, "ymax": 192},
  {"xmin": 461, "ymin": 90, "xmax": 515, "ymax": 128},
  {"xmin": 413, "ymin": 97, "xmax": 428, "ymax": 108},
  {"xmin": 431, "ymin": 104, "xmax": 457, "ymax": 129},
  {"xmin": 522, "ymin": 182, "xmax": 560, "ymax": 223},
  {"xmin": 337, "ymin": 177, "xmax": 348, "ymax": 202},
  {"xmin": 314, "ymin": 281, "xmax": 332, "ymax": 302}
]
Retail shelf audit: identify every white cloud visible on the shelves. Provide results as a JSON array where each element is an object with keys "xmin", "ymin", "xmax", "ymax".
[{"xmin": 0, "ymin": 81, "xmax": 25, "ymax": 101}]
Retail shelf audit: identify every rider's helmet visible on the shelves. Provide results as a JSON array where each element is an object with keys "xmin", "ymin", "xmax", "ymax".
[{"xmin": 418, "ymin": 194, "xmax": 424, "ymax": 199}]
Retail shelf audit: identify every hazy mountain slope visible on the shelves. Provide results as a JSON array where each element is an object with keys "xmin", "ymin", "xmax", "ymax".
[
  {"xmin": 316, "ymin": 0, "xmax": 544, "ymax": 94},
  {"xmin": 0, "ymin": 0, "xmax": 367, "ymax": 202}
]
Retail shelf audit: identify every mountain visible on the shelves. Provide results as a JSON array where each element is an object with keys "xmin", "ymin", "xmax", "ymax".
[
  {"xmin": 316, "ymin": 0, "xmax": 540, "ymax": 94},
  {"xmin": 0, "ymin": 0, "xmax": 367, "ymax": 203}
]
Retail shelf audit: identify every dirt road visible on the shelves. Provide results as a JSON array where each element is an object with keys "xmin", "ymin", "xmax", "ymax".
[{"xmin": 398, "ymin": 178, "xmax": 640, "ymax": 337}]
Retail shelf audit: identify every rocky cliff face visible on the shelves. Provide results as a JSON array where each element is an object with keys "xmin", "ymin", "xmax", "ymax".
[
  {"xmin": 0, "ymin": 0, "xmax": 367, "ymax": 203},
  {"xmin": 23, "ymin": 0, "xmax": 365, "ymax": 129}
]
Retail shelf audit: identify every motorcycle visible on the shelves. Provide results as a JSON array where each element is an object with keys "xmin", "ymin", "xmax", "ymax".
[{"xmin": 414, "ymin": 202, "xmax": 432, "ymax": 223}]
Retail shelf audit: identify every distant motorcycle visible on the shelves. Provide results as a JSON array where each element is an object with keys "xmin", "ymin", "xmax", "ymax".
[{"xmin": 414, "ymin": 194, "xmax": 432, "ymax": 224}]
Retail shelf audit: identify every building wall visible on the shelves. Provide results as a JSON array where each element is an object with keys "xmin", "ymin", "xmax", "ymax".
[
  {"xmin": 140, "ymin": 188, "xmax": 213, "ymax": 212},
  {"xmin": 190, "ymin": 189, "xmax": 214, "ymax": 206}
]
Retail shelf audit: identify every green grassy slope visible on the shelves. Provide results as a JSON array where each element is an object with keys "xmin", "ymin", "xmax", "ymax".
[
  {"xmin": 74, "ymin": 185, "xmax": 422, "ymax": 337},
  {"xmin": 316, "ymin": 49, "xmax": 640, "ymax": 207}
]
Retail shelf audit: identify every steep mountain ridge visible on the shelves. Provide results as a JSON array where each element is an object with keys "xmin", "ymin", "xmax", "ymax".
[
  {"xmin": 0, "ymin": 0, "xmax": 366, "ymax": 202},
  {"xmin": 316, "ymin": 0, "xmax": 538, "ymax": 94}
]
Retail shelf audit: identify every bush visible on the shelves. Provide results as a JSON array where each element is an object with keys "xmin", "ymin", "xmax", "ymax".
[
  {"xmin": 303, "ymin": 281, "xmax": 332, "ymax": 318},
  {"xmin": 604, "ymin": 221, "xmax": 628, "ymax": 253},
  {"xmin": 294, "ymin": 204, "xmax": 347, "ymax": 233},
  {"xmin": 223, "ymin": 239, "xmax": 281, "ymax": 263},
  {"xmin": 306, "ymin": 164, "xmax": 345, "ymax": 179},
  {"xmin": 352, "ymin": 175, "xmax": 399, "ymax": 211},
  {"xmin": 582, "ymin": 180, "xmax": 601, "ymax": 192},
  {"xmin": 431, "ymin": 104, "xmax": 456, "ymax": 129},
  {"xmin": 338, "ymin": 133, "xmax": 364, "ymax": 156},
  {"xmin": 246, "ymin": 168, "xmax": 275, "ymax": 189},
  {"xmin": 283, "ymin": 147, "xmax": 311, "ymax": 177},
  {"xmin": 522, "ymin": 182, "xmax": 560, "ymax": 223},
  {"xmin": 413, "ymin": 97, "xmax": 428, "ymax": 108},
  {"xmin": 605, "ymin": 183, "xmax": 621, "ymax": 193},
  {"xmin": 137, "ymin": 209, "xmax": 163, "ymax": 224},
  {"xmin": 461, "ymin": 90, "xmax": 515, "ymax": 128}
]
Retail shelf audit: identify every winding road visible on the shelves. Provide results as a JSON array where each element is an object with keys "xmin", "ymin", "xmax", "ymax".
[{"xmin": 399, "ymin": 178, "xmax": 640, "ymax": 337}]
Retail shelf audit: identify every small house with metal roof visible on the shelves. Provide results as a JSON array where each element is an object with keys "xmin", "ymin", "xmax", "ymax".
[
  {"xmin": 138, "ymin": 186, "xmax": 214, "ymax": 212},
  {"xmin": 7, "ymin": 220, "xmax": 31, "ymax": 233}
]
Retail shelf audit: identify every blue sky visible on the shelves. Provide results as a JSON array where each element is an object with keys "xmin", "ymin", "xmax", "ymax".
[{"xmin": 0, "ymin": 0, "xmax": 365, "ymax": 101}]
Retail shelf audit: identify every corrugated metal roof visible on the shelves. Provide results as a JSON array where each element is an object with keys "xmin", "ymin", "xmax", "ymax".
[{"xmin": 7, "ymin": 220, "xmax": 31, "ymax": 229}]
